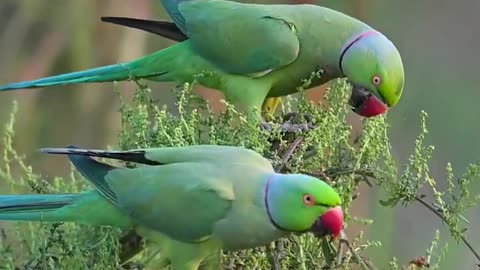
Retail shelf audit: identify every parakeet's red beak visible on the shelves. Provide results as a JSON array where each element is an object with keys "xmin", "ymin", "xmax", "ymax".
[
  {"xmin": 349, "ymin": 85, "xmax": 388, "ymax": 117},
  {"xmin": 310, "ymin": 206, "xmax": 343, "ymax": 238}
]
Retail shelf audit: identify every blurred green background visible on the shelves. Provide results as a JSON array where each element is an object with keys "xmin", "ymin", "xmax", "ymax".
[{"xmin": 0, "ymin": 0, "xmax": 478, "ymax": 268}]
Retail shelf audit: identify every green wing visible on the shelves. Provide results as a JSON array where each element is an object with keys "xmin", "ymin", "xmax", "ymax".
[
  {"xmin": 42, "ymin": 145, "xmax": 273, "ymax": 170},
  {"xmin": 176, "ymin": 0, "xmax": 300, "ymax": 75},
  {"xmin": 60, "ymin": 150, "xmax": 232, "ymax": 243},
  {"xmin": 159, "ymin": 0, "xmax": 188, "ymax": 34},
  {"xmin": 143, "ymin": 145, "xmax": 273, "ymax": 170},
  {"xmin": 42, "ymin": 145, "xmax": 273, "ymax": 242},
  {"xmin": 107, "ymin": 162, "xmax": 234, "ymax": 243}
]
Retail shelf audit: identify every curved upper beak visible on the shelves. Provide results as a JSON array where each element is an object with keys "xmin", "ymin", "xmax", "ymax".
[
  {"xmin": 310, "ymin": 206, "xmax": 343, "ymax": 239},
  {"xmin": 349, "ymin": 84, "xmax": 388, "ymax": 117}
]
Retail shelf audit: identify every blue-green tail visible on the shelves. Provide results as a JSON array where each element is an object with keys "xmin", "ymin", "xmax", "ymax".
[
  {"xmin": 0, "ymin": 64, "xmax": 133, "ymax": 91},
  {"xmin": 0, "ymin": 48, "xmax": 173, "ymax": 91},
  {"xmin": 0, "ymin": 192, "xmax": 132, "ymax": 227},
  {"xmin": 0, "ymin": 194, "xmax": 78, "ymax": 221},
  {"xmin": 0, "ymin": 194, "xmax": 78, "ymax": 222},
  {"xmin": 0, "ymin": 146, "xmax": 136, "ymax": 227}
]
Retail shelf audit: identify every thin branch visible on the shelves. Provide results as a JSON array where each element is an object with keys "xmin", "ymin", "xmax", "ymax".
[
  {"xmin": 336, "ymin": 231, "xmax": 346, "ymax": 266},
  {"xmin": 337, "ymin": 231, "xmax": 371, "ymax": 270},
  {"xmin": 304, "ymin": 168, "xmax": 374, "ymax": 187},
  {"xmin": 414, "ymin": 196, "xmax": 480, "ymax": 262},
  {"xmin": 312, "ymin": 167, "xmax": 480, "ymax": 265},
  {"xmin": 277, "ymin": 136, "xmax": 304, "ymax": 172},
  {"xmin": 325, "ymin": 168, "xmax": 375, "ymax": 178}
]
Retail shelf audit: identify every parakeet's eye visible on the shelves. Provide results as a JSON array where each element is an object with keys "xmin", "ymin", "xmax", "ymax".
[
  {"xmin": 371, "ymin": 75, "xmax": 382, "ymax": 86},
  {"xmin": 303, "ymin": 194, "xmax": 315, "ymax": 206}
]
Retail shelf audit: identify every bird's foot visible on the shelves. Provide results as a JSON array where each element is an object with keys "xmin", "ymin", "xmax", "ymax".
[{"xmin": 260, "ymin": 112, "xmax": 315, "ymax": 134}]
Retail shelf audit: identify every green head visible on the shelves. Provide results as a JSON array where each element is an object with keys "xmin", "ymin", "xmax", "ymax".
[
  {"xmin": 340, "ymin": 30, "xmax": 405, "ymax": 117},
  {"xmin": 265, "ymin": 174, "xmax": 343, "ymax": 237}
]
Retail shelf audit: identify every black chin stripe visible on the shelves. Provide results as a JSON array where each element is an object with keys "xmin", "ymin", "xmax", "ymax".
[
  {"xmin": 338, "ymin": 30, "xmax": 379, "ymax": 74},
  {"xmin": 339, "ymin": 36, "xmax": 363, "ymax": 74},
  {"xmin": 264, "ymin": 175, "xmax": 287, "ymax": 231},
  {"xmin": 263, "ymin": 175, "xmax": 316, "ymax": 233}
]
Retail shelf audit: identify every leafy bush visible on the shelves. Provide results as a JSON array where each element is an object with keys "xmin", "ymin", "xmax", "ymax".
[{"xmin": 0, "ymin": 77, "xmax": 478, "ymax": 269}]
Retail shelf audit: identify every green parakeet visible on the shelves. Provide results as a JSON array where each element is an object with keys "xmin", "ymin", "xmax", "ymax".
[
  {"xmin": 0, "ymin": 0, "xmax": 404, "ymax": 119},
  {"xmin": 0, "ymin": 145, "xmax": 343, "ymax": 270}
]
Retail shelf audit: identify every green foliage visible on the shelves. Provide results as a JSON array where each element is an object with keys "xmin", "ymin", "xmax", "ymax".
[
  {"xmin": 0, "ymin": 79, "xmax": 479, "ymax": 269},
  {"xmin": 0, "ymin": 102, "xmax": 123, "ymax": 270}
]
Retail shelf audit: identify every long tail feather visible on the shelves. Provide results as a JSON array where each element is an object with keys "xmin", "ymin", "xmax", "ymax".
[
  {"xmin": 101, "ymin": 17, "xmax": 187, "ymax": 42},
  {"xmin": 0, "ymin": 193, "xmax": 85, "ymax": 222},
  {"xmin": 0, "ymin": 194, "xmax": 76, "ymax": 215},
  {"xmin": 0, "ymin": 192, "xmax": 131, "ymax": 227},
  {"xmin": 0, "ymin": 64, "xmax": 136, "ymax": 91},
  {"xmin": 0, "ymin": 46, "xmax": 176, "ymax": 92},
  {"xmin": 41, "ymin": 145, "xmax": 161, "ymax": 165},
  {"xmin": 66, "ymin": 147, "xmax": 119, "ymax": 204}
]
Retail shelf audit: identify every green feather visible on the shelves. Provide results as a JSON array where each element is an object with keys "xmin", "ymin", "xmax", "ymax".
[
  {"xmin": 0, "ymin": 145, "xmax": 342, "ymax": 269},
  {"xmin": 0, "ymin": 1, "xmax": 404, "ymax": 117}
]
